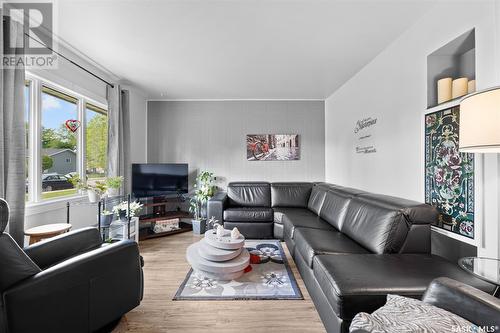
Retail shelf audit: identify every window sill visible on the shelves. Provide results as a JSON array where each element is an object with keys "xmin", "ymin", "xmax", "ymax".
[{"xmin": 25, "ymin": 194, "xmax": 89, "ymax": 216}]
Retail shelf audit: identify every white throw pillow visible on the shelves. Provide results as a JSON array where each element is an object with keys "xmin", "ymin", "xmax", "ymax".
[{"xmin": 350, "ymin": 294, "xmax": 477, "ymax": 333}]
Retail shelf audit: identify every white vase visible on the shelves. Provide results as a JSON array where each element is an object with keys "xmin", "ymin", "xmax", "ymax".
[{"xmin": 87, "ymin": 189, "xmax": 100, "ymax": 203}]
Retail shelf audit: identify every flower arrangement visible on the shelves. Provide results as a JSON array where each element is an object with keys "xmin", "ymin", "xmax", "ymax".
[{"xmin": 112, "ymin": 201, "xmax": 143, "ymax": 221}]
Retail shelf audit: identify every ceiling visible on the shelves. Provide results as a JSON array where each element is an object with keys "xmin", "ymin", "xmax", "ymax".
[{"xmin": 55, "ymin": 0, "xmax": 435, "ymax": 100}]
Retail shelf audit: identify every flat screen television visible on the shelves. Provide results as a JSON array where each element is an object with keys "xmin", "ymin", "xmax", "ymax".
[{"xmin": 132, "ymin": 163, "xmax": 189, "ymax": 198}]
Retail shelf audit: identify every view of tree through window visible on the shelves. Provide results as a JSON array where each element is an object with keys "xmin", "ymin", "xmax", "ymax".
[
  {"xmin": 41, "ymin": 86, "xmax": 78, "ymax": 199},
  {"xmin": 24, "ymin": 75, "xmax": 108, "ymax": 203},
  {"xmin": 86, "ymin": 103, "xmax": 108, "ymax": 184}
]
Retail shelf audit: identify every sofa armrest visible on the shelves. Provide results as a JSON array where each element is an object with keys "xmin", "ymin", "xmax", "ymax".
[
  {"xmin": 24, "ymin": 227, "xmax": 102, "ymax": 269},
  {"xmin": 422, "ymin": 277, "xmax": 500, "ymax": 327},
  {"xmin": 207, "ymin": 191, "xmax": 227, "ymax": 223},
  {"xmin": 5, "ymin": 240, "xmax": 142, "ymax": 332}
]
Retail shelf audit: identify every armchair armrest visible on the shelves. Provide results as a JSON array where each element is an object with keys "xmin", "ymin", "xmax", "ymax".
[
  {"xmin": 207, "ymin": 191, "xmax": 227, "ymax": 223},
  {"xmin": 24, "ymin": 227, "xmax": 102, "ymax": 269},
  {"xmin": 5, "ymin": 240, "xmax": 142, "ymax": 332},
  {"xmin": 422, "ymin": 277, "xmax": 500, "ymax": 327}
]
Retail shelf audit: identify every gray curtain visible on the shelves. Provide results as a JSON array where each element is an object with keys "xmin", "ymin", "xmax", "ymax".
[
  {"xmin": 107, "ymin": 85, "xmax": 131, "ymax": 195},
  {"xmin": 0, "ymin": 13, "xmax": 26, "ymax": 245}
]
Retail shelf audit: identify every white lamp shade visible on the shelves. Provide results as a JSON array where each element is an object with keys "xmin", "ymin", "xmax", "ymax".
[{"xmin": 459, "ymin": 87, "xmax": 500, "ymax": 153}]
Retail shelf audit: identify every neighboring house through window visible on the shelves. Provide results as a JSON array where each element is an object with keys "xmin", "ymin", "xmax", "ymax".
[{"xmin": 25, "ymin": 74, "xmax": 108, "ymax": 202}]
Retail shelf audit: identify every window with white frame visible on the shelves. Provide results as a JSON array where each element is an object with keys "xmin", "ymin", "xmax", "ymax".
[{"xmin": 25, "ymin": 74, "xmax": 108, "ymax": 202}]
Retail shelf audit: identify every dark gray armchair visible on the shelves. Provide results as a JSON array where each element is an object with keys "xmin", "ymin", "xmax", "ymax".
[{"xmin": 0, "ymin": 199, "xmax": 144, "ymax": 333}]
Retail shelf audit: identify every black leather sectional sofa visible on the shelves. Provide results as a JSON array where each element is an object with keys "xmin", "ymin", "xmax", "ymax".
[{"xmin": 208, "ymin": 182, "xmax": 496, "ymax": 333}]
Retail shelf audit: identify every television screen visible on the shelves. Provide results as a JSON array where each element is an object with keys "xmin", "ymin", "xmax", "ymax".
[{"xmin": 132, "ymin": 163, "xmax": 188, "ymax": 198}]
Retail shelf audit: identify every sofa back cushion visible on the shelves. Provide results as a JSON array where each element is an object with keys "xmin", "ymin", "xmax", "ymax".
[
  {"xmin": 227, "ymin": 182, "xmax": 271, "ymax": 207},
  {"xmin": 358, "ymin": 193, "xmax": 438, "ymax": 225},
  {"xmin": 307, "ymin": 184, "xmax": 328, "ymax": 215},
  {"xmin": 0, "ymin": 233, "xmax": 41, "ymax": 292},
  {"xmin": 340, "ymin": 194, "xmax": 437, "ymax": 254},
  {"xmin": 320, "ymin": 190, "xmax": 352, "ymax": 230},
  {"xmin": 341, "ymin": 197, "xmax": 409, "ymax": 254},
  {"xmin": 271, "ymin": 182, "xmax": 312, "ymax": 208}
]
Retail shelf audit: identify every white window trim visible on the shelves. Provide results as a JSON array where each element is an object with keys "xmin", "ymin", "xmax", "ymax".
[{"xmin": 25, "ymin": 72, "xmax": 108, "ymax": 206}]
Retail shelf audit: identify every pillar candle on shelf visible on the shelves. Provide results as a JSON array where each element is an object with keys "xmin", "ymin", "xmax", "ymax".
[
  {"xmin": 452, "ymin": 78, "xmax": 468, "ymax": 99},
  {"xmin": 467, "ymin": 80, "xmax": 476, "ymax": 94},
  {"xmin": 437, "ymin": 78, "xmax": 452, "ymax": 104}
]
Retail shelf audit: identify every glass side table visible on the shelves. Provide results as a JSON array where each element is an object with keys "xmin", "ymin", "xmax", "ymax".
[{"xmin": 458, "ymin": 257, "xmax": 500, "ymax": 297}]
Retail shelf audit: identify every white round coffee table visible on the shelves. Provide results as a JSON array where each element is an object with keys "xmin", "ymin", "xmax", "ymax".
[
  {"xmin": 186, "ymin": 228, "xmax": 249, "ymax": 280},
  {"xmin": 204, "ymin": 229, "xmax": 245, "ymax": 250}
]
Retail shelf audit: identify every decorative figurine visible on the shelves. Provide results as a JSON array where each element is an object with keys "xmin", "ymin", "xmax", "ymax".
[
  {"xmin": 231, "ymin": 227, "xmax": 241, "ymax": 239},
  {"xmin": 207, "ymin": 216, "xmax": 219, "ymax": 231},
  {"xmin": 212, "ymin": 222, "xmax": 221, "ymax": 234},
  {"xmin": 216, "ymin": 224, "xmax": 225, "ymax": 238}
]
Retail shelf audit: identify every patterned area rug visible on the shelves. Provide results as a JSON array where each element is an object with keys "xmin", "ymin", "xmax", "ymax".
[{"xmin": 173, "ymin": 240, "xmax": 303, "ymax": 300}]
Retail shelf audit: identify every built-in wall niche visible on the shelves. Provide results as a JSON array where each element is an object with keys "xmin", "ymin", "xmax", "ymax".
[{"xmin": 427, "ymin": 29, "xmax": 475, "ymax": 108}]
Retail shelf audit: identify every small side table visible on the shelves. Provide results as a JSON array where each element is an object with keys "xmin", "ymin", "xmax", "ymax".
[
  {"xmin": 25, "ymin": 223, "xmax": 72, "ymax": 245},
  {"xmin": 458, "ymin": 257, "xmax": 500, "ymax": 297}
]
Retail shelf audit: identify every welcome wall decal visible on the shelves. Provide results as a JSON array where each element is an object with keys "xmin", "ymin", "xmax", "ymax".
[{"xmin": 354, "ymin": 117, "xmax": 377, "ymax": 154}]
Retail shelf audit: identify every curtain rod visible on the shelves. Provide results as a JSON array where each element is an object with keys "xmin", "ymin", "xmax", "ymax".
[{"xmin": 23, "ymin": 32, "xmax": 115, "ymax": 89}]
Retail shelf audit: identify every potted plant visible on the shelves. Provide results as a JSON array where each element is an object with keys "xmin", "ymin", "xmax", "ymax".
[
  {"xmin": 91, "ymin": 181, "xmax": 107, "ymax": 202},
  {"xmin": 100, "ymin": 210, "xmax": 114, "ymax": 227},
  {"xmin": 189, "ymin": 171, "xmax": 217, "ymax": 234},
  {"xmin": 105, "ymin": 176, "xmax": 123, "ymax": 197},
  {"xmin": 112, "ymin": 201, "xmax": 143, "ymax": 222},
  {"xmin": 68, "ymin": 175, "xmax": 106, "ymax": 203},
  {"xmin": 189, "ymin": 195, "xmax": 205, "ymax": 234}
]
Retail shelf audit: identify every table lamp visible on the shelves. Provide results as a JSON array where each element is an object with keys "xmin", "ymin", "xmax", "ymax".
[{"xmin": 460, "ymin": 87, "xmax": 500, "ymax": 153}]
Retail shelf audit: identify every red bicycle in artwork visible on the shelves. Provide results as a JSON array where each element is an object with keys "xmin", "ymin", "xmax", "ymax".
[{"xmin": 248, "ymin": 139, "xmax": 269, "ymax": 160}]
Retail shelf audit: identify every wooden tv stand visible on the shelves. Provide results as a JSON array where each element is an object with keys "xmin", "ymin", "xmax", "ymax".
[{"xmin": 138, "ymin": 196, "xmax": 192, "ymax": 241}]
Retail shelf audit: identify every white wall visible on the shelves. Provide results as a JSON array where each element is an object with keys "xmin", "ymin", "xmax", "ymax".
[
  {"xmin": 147, "ymin": 100, "xmax": 325, "ymax": 188},
  {"xmin": 29, "ymin": 43, "xmax": 111, "ymax": 105},
  {"xmin": 324, "ymin": 0, "xmax": 500, "ymax": 258}
]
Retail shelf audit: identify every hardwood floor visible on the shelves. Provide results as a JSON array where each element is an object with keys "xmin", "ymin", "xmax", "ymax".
[{"xmin": 114, "ymin": 232, "xmax": 326, "ymax": 333}]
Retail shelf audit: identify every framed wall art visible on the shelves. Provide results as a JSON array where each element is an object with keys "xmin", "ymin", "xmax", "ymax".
[
  {"xmin": 246, "ymin": 134, "xmax": 299, "ymax": 161},
  {"xmin": 424, "ymin": 105, "xmax": 475, "ymax": 238}
]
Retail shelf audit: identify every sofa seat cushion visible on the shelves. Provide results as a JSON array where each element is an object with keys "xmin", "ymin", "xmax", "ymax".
[
  {"xmin": 280, "ymin": 208, "xmax": 334, "ymax": 240},
  {"xmin": 294, "ymin": 228, "xmax": 369, "ymax": 268},
  {"xmin": 313, "ymin": 254, "xmax": 495, "ymax": 321},
  {"xmin": 274, "ymin": 207, "xmax": 317, "ymax": 224},
  {"xmin": 350, "ymin": 294, "xmax": 475, "ymax": 333},
  {"xmin": 223, "ymin": 207, "xmax": 274, "ymax": 222}
]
